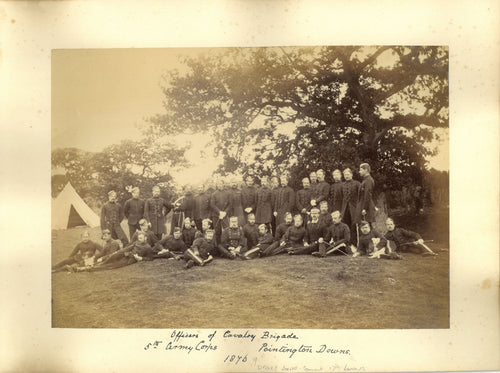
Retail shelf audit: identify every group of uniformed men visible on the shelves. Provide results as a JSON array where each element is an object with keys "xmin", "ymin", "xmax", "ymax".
[{"xmin": 52, "ymin": 162, "xmax": 436, "ymax": 273}]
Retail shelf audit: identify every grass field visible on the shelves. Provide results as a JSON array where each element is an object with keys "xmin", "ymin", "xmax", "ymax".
[{"xmin": 51, "ymin": 209, "xmax": 449, "ymax": 329}]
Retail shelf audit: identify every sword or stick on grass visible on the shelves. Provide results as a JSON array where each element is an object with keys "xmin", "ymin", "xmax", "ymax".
[{"xmin": 399, "ymin": 240, "xmax": 437, "ymax": 255}]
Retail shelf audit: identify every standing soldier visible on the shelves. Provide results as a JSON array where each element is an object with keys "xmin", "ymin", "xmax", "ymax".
[
  {"xmin": 255, "ymin": 176, "xmax": 273, "ymax": 228},
  {"xmin": 274, "ymin": 174, "xmax": 295, "ymax": 226},
  {"xmin": 314, "ymin": 169, "xmax": 331, "ymax": 210},
  {"xmin": 193, "ymin": 184, "xmax": 211, "ymax": 231},
  {"xmin": 241, "ymin": 175, "xmax": 257, "ymax": 223},
  {"xmin": 181, "ymin": 187, "xmax": 196, "ymax": 222},
  {"xmin": 270, "ymin": 176, "xmax": 280, "ymax": 235},
  {"xmin": 228, "ymin": 178, "xmax": 245, "ymax": 227},
  {"xmin": 210, "ymin": 179, "xmax": 231, "ymax": 245},
  {"xmin": 341, "ymin": 168, "xmax": 360, "ymax": 243},
  {"xmin": 296, "ymin": 177, "xmax": 313, "ymax": 224},
  {"xmin": 100, "ymin": 190, "xmax": 129, "ymax": 246},
  {"xmin": 123, "ymin": 187, "xmax": 145, "ymax": 240},
  {"xmin": 357, "ymin": 163, "xmax": 377, "ymax": 227},
  {"xmin": 144, "ymin": 185, "xmax": 172, "ymax": 240},
  {"xmin": 309, "ymin": 171, "xmax": 318, "ymax": 200},
  {"xmin": 329, "ymin": 169, "xmax": 344, "ymax": 213},
  {"xmin": 170, "ymin": 186, "xmax": 195, "ymax": 235}
]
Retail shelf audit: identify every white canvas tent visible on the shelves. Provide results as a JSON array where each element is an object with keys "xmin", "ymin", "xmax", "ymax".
[{"xmin": 52, "ymin": 183, "xmax": 100, "ymax": 230}]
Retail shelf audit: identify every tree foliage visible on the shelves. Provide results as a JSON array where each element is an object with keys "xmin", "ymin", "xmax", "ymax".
[
  {"xmin": 52, "ymin": 138, "xmax": 188, "ymax": 206},
  {"xmin": 149, "ymin": 46, "xmax": 448, "ymax": 190}
]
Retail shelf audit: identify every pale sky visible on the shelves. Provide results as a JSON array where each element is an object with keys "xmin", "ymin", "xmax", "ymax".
[{"xmin": 52, "ymin": 48, "xmax": 449, "ymax": 186}]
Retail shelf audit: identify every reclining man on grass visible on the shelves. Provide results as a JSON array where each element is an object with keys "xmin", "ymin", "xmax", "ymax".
[
  {"xmin": 52, "ymin": 231, "xmax": 102, "ymax": 273},
  {"xmin": 384, "ymin": 217, "xmax": 437, "ymax": 256}
]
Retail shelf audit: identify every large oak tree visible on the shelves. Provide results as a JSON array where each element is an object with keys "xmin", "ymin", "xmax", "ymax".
[{"xmin": 149, "ymin": 46, "xmax": 448, "ymax": 189}]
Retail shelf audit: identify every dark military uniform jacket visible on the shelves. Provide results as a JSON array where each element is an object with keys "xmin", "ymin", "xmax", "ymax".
[
  {"xmin": 275, "ymin": 186, "xmax": 296, "ymax": 225},
  {"xmin": 123, "ymin": 197, "xmax": 145, "ymax": 226},
  {"xmin": 255, "ymin": 232, "xmax": 274, "ymax": 250},
  {"xmin": 274, "ymin": 222, "xmax": 292, "ymax": 241},
  {"xmin": 329, "ymin": 181, "xmax": 344, "ymax": 213},
  {"xmin": 180, "ymin": 192, "xmax": 196, "ymax": 220},
  {"xmin": 182, "ymin": 226, "xmax": 198, "ymax": 247},
  {"xmin": 282, "ymin": 226, "xmax": 306, "ymax": 247},
  {"xmin": 358, "ymin": 230, "xmax": 387, "ymax": 254},
  {"xmin": 210, "ymin": 190, "xmax": 231, "ymax": 217},
  {"xmin": 255, "ymin": 186, "xmax": 272, "ymax": 224},
  {"xmin": 341, "ymin": 179, "xmax": 360, "ymax": 220},
  {"xmin": 315, "ymin": 181, "xmax": 331, "ymax": 205},
  {"xmin": 126, "ymin": 241, "xmax": 155, "ymax": 260},
  {"xmin": 144, "ymin": 197, "xmax": 172, "ymax": 235},
  {"xmin": 228, "ymin": 187, "xmax": 245, "ymax": 224},
  {"xmin": 304, "ymin": 220, "xmax": 326, "ymax": 244},
  {"xmin": 296, "ymin": 188, "xmax": 313, "ymax": 213},
  {"xmin": 191, "ymin": 237, "xmax": 213, "ymax": 259},
  {"xmin": 243, "ymin": 223, "xmax": 259, "ymax": 249},
  {"xmin": 357, "ymin": 175, "xmax": 376, "ymax": 222},
  {"xmin": 384, "ymin": 228, "xmax": 421, "ymax": 249},
  {"xmin": 220, "ymin": 227, "xmax": 245, "ymax": 249},
  {"xmin": 271, "ymin": 187, "xmax": 280, "ymax": 213},
  {"xmin": 318, "ymin": 211, "xmax": 333, "ymax": 228},
  {"xmin": 324, "ymin": 222, "xmax": 351, "ymax": 245},
  {"xmin": 155, "ymin": 235, "xmax": 187, "ymax": 253},
  {"xmin": 69, "ymin": 240, "xmax": 102, "ymax": 260},
  {"xmin": 193, "ymin": 191, "xmax": 211, "ymax": 221},
  {"xmin": 100, "ymin": 201, "xmax": 124, "ymax": 230},
  {"xmin": 241, "ymin": 186, "xmax": 257, "ymax": 214},
  {"xmin": 95, "ymin": 240, "xmax": 121, "ymax": 260}
]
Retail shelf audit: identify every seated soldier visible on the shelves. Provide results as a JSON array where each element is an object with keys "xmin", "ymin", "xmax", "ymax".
[
  {"xmin": 182, "ymin": 217, "xmax": 197, "ymax": 247},
  {"xmin": 355, "ymin": 221, "xmax": 387, "ymax": 257},
  {"xmin": 263, "ymin": 214, "xmax": 306, "ymax": 256},
  {"xmin": 52, "ymin": 231, "xmax": 102, "ymax": 272},
  {"xmin": 243, "ymin": 224, "xmax": 274, "ymax": 259},
  {"xmin": 218, "ymin": 216, "xmax": 245, "ymax": 259},
  {"xmin": 130, "ymin": 218, "xmax": 159, "ymax": 247},
  {"xmin": 261, "ymin": 212, "xmax": 293, "ymax": 256},
  {"xmin": 243, "ymin": 213, "xmax": 259, "ymax": 252},
  {"xmin": 95, "ymin": 229, "xmax": 121, "ymax": 263},
  {"xmin": 318, "ymin": 200, "xmax": 333, "ymax": 227},
  {"xmin": 88, "ymin": 231, "xmax": 165, "ymax": 271},
  {"xmin": 154, "ymin": 227, "xmax": 186, "ymax": 259},
  {"xmin": 289, "ymin": 208, "xmax": 326, "ymax": 255},
  {"xmin": 184, "ymin": 229, "xmax": 215, "ymax": 269},
  {"xmin": 385, "ymin": 218, "xmax": 436, "ymax": 256},
  {"xmin": 314, "ymin": 211, "xmax": 351, "ymax": 257}
]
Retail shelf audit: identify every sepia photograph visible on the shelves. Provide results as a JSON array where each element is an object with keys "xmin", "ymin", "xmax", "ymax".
[
  {"xmin": 2, "ymin": 1, "xmax": 498, "ymax": 372},
  {"xmin": 51, "ymin": 46, "xmax": 450, "ymax": 329}
]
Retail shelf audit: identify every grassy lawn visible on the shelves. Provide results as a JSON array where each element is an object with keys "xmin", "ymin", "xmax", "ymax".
[{"xmin": 52, "ymin": 209, "xmax": 449, "ymax": 329}]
